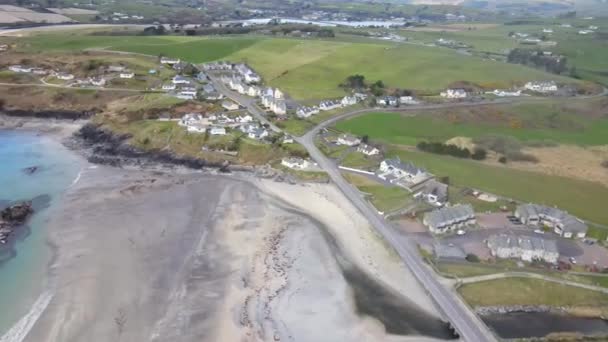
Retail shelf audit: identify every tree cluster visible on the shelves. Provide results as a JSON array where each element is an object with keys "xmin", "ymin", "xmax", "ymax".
[
  {"xmin": 340, "ymin": 75, "xmax": 386, "ymax": 95},
  {"xmin": 416, "ymin": 141, "xmax": 472, "ymax": 159},
  {"xmin": 507, "ymin": 49, "xmax": 568, "ymax": 75}
]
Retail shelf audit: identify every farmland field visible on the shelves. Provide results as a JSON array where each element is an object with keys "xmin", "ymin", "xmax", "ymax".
[
  {"xmin": 335, "ymin": 98, "xmax": 608, "ymax": 146},
  {"xmin": 18, "ymin": 33, "xmax": 572, "ymax": 101}
]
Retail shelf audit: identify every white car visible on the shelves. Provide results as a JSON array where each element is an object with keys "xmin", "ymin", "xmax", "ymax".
[
  {"xmin": 569, "ymin": 257, "xmax": 577, "ymax": 264},
  {"xmin": 456, "ymin": 230, "xmax": 466, "ymax": 236},
  {"xmin": 534, "ymin": 229, "xmax": 545, "ymax": 234}
]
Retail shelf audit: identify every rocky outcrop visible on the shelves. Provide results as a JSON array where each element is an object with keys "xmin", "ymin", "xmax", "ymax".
[
  {"xmin": 476, "ymin": 305, "xmax": 563, "ymax": 315},
  {"xmin": 72, "ymin": 123, "xmax": 248, "ymax": 172},
  {"xmin": 1, "ymin": 109, "xmax": 95, "ymax": 120},
  {"xmin": 22, "ymin": 166, "xmax": 39, "ymax": 175},
  {"xmin": 0, "ymin": 202, "xmax": 33, "ymax": 244}
]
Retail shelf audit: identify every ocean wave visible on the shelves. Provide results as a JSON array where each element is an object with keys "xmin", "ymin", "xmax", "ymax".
[{"xmin": 0, "ymin": 291, "xmax": 54, "ymax": 342}]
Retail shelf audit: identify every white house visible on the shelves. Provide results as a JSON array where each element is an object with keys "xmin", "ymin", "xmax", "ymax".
[
  {"xmin": 179, "ymin": 113, "xmax": 204, "ymax": 126},
  {"xmin": 272, "ymin": 100, "xmax": 287, "ymax": 115},
  {"xmin": 341, "ymin": 95, "xmax": 358, "ymax": 107},
  {"xmin": 176, "ymin": 94, "xmax": 195, "ymax": 100},
  {"xmin": 248, "ymin": 128, "xmax": 269, "ymax": 140},
  {"xmin": 162, "ymin": 83, "xmax": 176, "ymax": 91},
  {"xmin": 357, "ymin": 144, "xmax": 380, "ymax": 156},
  {"xmin": 399, "ymin": 96, "xmax": 419, "ymax": 105},
  {"xmin": 319, "ymin": 100, "xmax": 342, "ymax": 111},
  {"xmin": 119, "ymin": 72, "xmax": 134, "ymax": 79},
  {"xmin": 160, "ymin": 57, "xmax": 180, "ymax": 65},
  {"xmin": 281, "ymin": 157, "xmax": 310, "ymax": 169},
  {"xmin": 247, "ymin": 85, "xmax": 261, "ymax": 97},
  {"xmin": 9, "ymin": 65, "xmax": 32, "ymax": 73},
  {"xmin": 172, "ymin": 75, "xmax": 190, "ymax": 85},
  {"xmin": 542, "ymin": 28, "xmax": 553, "ymax": 33},
  {"xmin": 179, "ymin": 90, "xmax": 198, "ymax": 97},
  {"xmin": 488, "ymin": 89, "xmax": 522, "ymax": 97},
  {"xmin": 283, "ymin": 136, "xmax": 294, "ymax": 144},
  {"xmin": 31, "ymin": 68, "xmax": 47, "ymax": 75},
  {"xmin": 187, "ymin": 123, "xmax": 207, "ymax": 133},
  {"xmin": 237, "ymin": 115, "xmax": 253, "ymax": 123},
  {"xmin": 107, "ymin": 65, "xmax": 126, "ymax": 72},
  {"xmin": 378, "ymin": 158, "xmax": 431, "ymax": 186},
  {"xmin": 57, "ymin": 73, "xmax": 75, "ymax": 80},
  {"xmin": 209, "ymin": 126, "xmax": 227, "ymax": 135},
  {"xmin": 89, "ymin": 77, "xmax": 106, "ymax": 86},
  {"xmin": 222, "ymin": 100, "xmax": 239, "ymax": 111},
  {"xmin": 0, "ymin": 44, "xmax": 8, "ymax": 51},
  {"xmin": 336, "ymin": 134, "xmax": 361, "ymax": 147},
  {"xmin": 524, "ymin": 81, "xmax": 558, "ymax": 93},
  {"xmin": 296, "ymin": 106, "xmax": 319, "ymax": 118},
  {"xmin": 578, "ymin": 30, "xmax": 593, "ymax": 35},
  {"xmin": 440, "ymin": 89, "xmax": 467, "ymax": 99}
]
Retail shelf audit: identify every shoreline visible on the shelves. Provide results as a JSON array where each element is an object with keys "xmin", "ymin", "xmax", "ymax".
[{"xmin": 0, "ymin": 118, "xmax": 448, "ymax": 342}]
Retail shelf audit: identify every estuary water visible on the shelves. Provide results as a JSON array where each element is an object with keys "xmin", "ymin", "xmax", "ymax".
[{"xmin": 0, "ymin": 130, "xmax": 81, "ymax": 335}]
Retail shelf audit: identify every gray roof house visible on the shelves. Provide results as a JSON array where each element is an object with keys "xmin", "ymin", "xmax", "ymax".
[
  {"xmin": 515, "ymin": 203, "xmax": 588, "ymax": 238},
  {"xmin": 487, "ymin": 233, "xmax": 559, "ymax": 264},
  {"xmin": 423, "ymin": 204, "xmax": 475, "ymax": 234},
  {"xmin": 378, "ymin": 158, "xmax": 432, "ymax": 188}
]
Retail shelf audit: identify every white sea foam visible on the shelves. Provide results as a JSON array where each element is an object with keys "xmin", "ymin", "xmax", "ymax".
[
  {"xmin": 0, "ymin": 291, "xmax": 53, "ymax": 342},
  {"xmin": 69, "ymin": 169, "xmax": 83, "ymax": 187}
]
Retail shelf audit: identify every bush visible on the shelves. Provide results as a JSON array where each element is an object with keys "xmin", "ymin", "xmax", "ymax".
[
  {"xmin": 417, "ymin": 141, "xmax": 471, "ymax": 158},
  {"xmin": 473, "ymin": 134, "xmax": 522, "ymax": 155},
  {"xmin": 466, "ymin": 254, "xmax": 480, "ymax": 263},
  {"xmin": 499, "ymin": 156, "xmax": 507, "ymax": 164},
  {"xmin": 471, "ymin": 148, "xmax": 487, "ymax": 160},
  {"xmin": 506, "ymin": 151, "xmax": 539, "ymax": 163},
  {"xmin": 602, "ymin": 160, "xmax": 608, "ymax": 169}
]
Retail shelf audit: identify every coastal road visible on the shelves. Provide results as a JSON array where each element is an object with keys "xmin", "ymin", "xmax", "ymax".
[
  {"xmin": 297, "ymin": 127, "xmax": 497, "ymax": 342},
  {"xmin": 210, "ymin": 77, "xmax": 607, "ymax": 342}
]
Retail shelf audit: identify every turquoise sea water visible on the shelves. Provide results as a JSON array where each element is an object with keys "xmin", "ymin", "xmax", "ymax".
[{"xmin": 0, "ymin": 130, "xmax": 81, "ymax": 334}]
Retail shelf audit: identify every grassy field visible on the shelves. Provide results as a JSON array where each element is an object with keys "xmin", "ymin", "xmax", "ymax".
[
  {"xmin": 18, "ymin": 33, "xmax": 572, "ymax": 101},
  {"xmin": 343, "ymin": 172, "xmax": 411, "ymax": 213},
  {"xmin": 335, "ymin": 103, "xmax": 608, "ymax": 146},
  {"xmin": 399, "ymin": 19, "xmax": 608, "ymax": 86},
  {"xmin": 388, "ymin": 148, "xmax": 608, "ymax": 226},
  {"xmin": 458, "ymin": 278, "xmax": 608, "ymax": 307}
]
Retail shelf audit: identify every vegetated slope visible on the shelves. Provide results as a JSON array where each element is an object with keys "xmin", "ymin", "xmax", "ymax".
[{"xmin": 335, "ymin": 105, "xmax": 608, "ymax": 146}]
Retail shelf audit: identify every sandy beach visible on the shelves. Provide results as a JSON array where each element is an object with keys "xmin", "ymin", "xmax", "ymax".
[{"xmin": 0, "ymin": 119, "xmax": 449, "ymax": 342}]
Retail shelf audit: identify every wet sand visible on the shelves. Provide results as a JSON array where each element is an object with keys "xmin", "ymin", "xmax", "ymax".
[{"xmin": 3, "ymin": 156, "xmax": 447, "ymax": 341}]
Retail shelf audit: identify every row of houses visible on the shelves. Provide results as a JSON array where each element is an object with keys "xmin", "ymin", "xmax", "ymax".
[
  {"xmin": 487, "ymin": 234, "xmax": 559, "ymax": 264},
  {"xmin": 377, "ymin": 95, "xmax": 420, "ymax": 107},
  {"xmin": 524, "ymin": 81, "xmax": 558, "ymax": 93},
  {"xmin": 201, "ymin": 61, "xmax": 233, "ymax": 71},
  {"xmin": 515, "ymin": 203, "xmax": 588, "ymax": 238},
  {"xmin": 423, "ymin": 204, "xmax": 476, "ymax": 234},
  {"xmin": 234, "ymin": 63, "xmax": 261, "ymax": 84},
  {"xmin": 296, "ymin": 94, "xmax": 365, "ymax": 118},
  {"xmin": 175, "ymin": 112, "xmax": 274, "ymax": 141}
]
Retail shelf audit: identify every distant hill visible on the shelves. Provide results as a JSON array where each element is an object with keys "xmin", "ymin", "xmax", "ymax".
[{"xmin": 0, "ymin": 5, "xmax": 77, "ymax": 24}]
